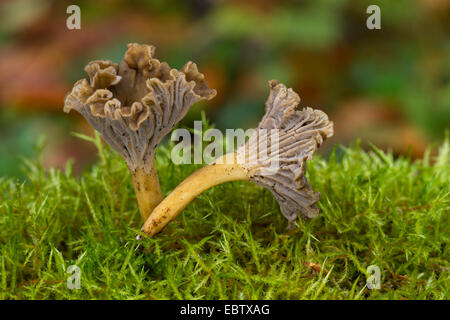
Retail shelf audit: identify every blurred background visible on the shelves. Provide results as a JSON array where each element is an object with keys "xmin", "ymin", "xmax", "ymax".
[{"xmin": 0, "ymin": 0, "xmax": 449, "ymax": 178}]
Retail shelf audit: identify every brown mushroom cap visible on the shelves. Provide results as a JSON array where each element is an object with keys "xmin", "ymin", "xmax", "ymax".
[
  {"xmin": 64, "ymin": 43, "xmax": 216, "ymax": 173},
  {"xmin": 238, "ymin": 80, "xmax": 334, "ymax": 222}
]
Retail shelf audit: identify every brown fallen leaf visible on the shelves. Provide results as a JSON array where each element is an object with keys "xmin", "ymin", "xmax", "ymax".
[{"xmin": 305, "ymin": 262, "xmax": 328, "ymax": 276}]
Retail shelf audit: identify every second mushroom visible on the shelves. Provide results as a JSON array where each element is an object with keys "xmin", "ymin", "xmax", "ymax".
[
  {"xmin": 64, "ymin": 43, "xmax": 216, "ymax": 220},
  {"xmin": 141, "ymin": 80, "xmax": 334, "ymax": 237}
]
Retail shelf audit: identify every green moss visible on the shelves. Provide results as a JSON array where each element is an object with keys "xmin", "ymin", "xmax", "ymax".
[{"xmin": 0, "ymin": 131, "xmax": 448, "ymax": 300}]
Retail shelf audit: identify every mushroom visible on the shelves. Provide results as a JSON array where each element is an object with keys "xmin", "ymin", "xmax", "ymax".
[
  {"xmin": 64, "ymin": 43, "xmax": 216, "ymax": 220},
  {"xmin": 141, "ymin": 80, "xmax": 333, "ymax": 237}
]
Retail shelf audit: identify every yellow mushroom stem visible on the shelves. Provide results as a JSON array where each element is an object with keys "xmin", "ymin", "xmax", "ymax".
[
  {"xmin": 130, "ymin": 159, "xmax": 163, "ymax": 221},
  {"xmin": 141, "ymin": 153, "xmax": 248, "ymax": 237}
]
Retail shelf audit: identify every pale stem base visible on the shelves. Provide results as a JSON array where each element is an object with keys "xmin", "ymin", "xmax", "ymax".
[{"xmin": 130, "ymin": 162, "xmax": 163, "ymax": 221}]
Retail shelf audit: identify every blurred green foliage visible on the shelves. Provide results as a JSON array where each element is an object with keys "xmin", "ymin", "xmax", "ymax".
[{"xmin": 0, "ymin": 0, "xmax": 448, "ymax": 177}]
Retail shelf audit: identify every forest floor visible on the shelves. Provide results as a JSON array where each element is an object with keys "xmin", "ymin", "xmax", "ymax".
[{"xmin": 0, "ymin": 133, "xmax": 448, "ymax": 299}]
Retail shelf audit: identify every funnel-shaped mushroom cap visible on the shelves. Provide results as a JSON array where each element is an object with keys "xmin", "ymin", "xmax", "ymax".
[
  {"xmin": 64, "ymin": 43, "xmax": 216, "ymax": 172},
  {"xmin": 238, "ymin": 80, "xmax": 333, "ymax": 222}
]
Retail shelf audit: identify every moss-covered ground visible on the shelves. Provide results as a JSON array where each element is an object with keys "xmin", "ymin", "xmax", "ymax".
[{"xmin": 0, "ymin": 131, "xmax": 448, "ymax": 299}]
